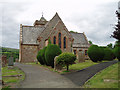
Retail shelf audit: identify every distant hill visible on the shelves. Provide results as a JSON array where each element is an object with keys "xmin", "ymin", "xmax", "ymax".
[
  {"xmin": 0, "ymin": 47, "xmax": 19, "ymax": 62},
  {"xmin": 1, "ymin": 47, "xmax": 19, "ymax": 52}
]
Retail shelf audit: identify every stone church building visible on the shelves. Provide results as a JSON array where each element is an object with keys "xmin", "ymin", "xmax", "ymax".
[{"xmin": 19, "ymin": 13, "xmax": 90, "ymax": 63}]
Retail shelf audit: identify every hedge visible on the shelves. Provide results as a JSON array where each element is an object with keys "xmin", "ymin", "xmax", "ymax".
[{"xmin": 45, "ymin": 44, "xmax": 62, "ymax": 68}]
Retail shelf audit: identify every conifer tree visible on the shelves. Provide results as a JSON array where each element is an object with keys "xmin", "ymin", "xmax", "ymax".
[{"xmin": 111, "ymin": 11, "xmax": 120, "ymax": 41}]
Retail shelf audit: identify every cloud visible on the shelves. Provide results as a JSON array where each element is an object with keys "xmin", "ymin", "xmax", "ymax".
[
  {"xmin": 64, "ymin": 1, "xmax": 118, "ymax": 46},
  {"xmin": 1, "ymin": 0, "xmax": 119, "ymax": 49}
]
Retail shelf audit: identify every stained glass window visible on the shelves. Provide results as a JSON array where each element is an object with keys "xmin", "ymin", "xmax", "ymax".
[
  {"xmin": 64, "ymin": 37, "xmax": 66, "ymax": 48},
  {"xmin": 53, "ymin": 36, "xmax": 56, "ymax": 44},
  {"xmin": 74, "ymin": 50, "xmax": 76, "ymax": 55},
  {"xmin": 58, "ymin": 33, "xmax": 61, "ymax": 48}
]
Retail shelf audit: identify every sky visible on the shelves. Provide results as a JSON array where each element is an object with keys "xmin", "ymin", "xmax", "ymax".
[{"xmin": 0, "ymin": 0, "xmax": 119, "ymax": 49}]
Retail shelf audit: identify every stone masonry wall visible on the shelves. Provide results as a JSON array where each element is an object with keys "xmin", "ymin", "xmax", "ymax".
[{"xmin": 21, "ymin": 45, "xmax": 38, "ymax": 63}]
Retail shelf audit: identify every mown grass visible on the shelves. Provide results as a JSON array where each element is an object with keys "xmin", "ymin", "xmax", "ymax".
[
  {"xmin": 2, "ymin": 66, "xmax": 25, "ymax": 88},
  {"xmin": 29, "ymin": 60, "xmax": 99, "ymax": 74},
  {"xmin": 69, "ymin": 60, "xmax": 98, "ymax": 70},
  {"xmin": 83, "ymin": 62, "xmax": 119, "ymax": 88}
]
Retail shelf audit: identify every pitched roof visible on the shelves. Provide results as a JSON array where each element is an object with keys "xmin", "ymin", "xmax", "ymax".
[
  {"xmin": 22, "ymin": 26, "xmax": 45, "ymax": 44},
  {"xmin": 70, "ymin": 32, "xmax": 89, "ymax": 47},
  {"xmin": 44, "ymin": 13, "xmax": 73, "ymax": 40},
  {"xmin": 39, "ymin": 12, "xmax": 62, "ymax": 40}
]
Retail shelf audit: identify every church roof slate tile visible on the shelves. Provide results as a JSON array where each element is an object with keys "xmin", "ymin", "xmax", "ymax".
[
  {"xmin": 22, "ymin": 26, "xmax": 45, "ymax": 44},
  {"xmin": 70, "ymin": 32, "xmax": 89, "ymax": 47}
]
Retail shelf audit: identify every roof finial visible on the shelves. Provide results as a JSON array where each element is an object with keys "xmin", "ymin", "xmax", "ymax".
[{"xmin": 42, "ymin": 12, "xmax": 43, "ymax": 17}]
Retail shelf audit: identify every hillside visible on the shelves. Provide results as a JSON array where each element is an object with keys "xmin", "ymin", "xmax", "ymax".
[{"xmin": 0, "ymin": 47, "xmax": 19, "ymax": 62}]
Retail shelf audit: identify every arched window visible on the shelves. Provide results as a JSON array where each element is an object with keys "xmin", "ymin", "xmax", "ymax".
[
  {"xmin": 58, "ymin": 33, "xmax": 61, "ymax": 48},
  {"xmin": 64, "ymin": 37, "xmax": 66, "ymax": 48},
  {"xmin": 53, "ymin": 36, "xmax": 56, "ymax": 44}
]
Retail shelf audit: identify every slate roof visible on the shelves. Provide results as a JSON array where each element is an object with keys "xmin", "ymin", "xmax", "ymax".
[
  {"xmin": 70, "ymin": 32, "xmax": 89, "ymax": 48},
  {"xmin": 39, "ymin": 12, "xmax": 65, "ymax": 40},
  {"xmin": 21, "ymin": 13, "xmax": 89, "ymax": 47},
  {"xmin": 22, "ymin": 26, "xmax": 45, "ymax": 44}
]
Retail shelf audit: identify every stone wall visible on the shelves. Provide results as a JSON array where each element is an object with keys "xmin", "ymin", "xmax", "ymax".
[
  {"xmin": 72, "ymin": 47, "xmax": 89, "ymax": 60},
  {"xmin": 47, "ymin": 21, "xmax": 72, "ymax": 53},
  {"xmin": 20, "ymin": 44, "xmax": 38, "ymax": 63}
]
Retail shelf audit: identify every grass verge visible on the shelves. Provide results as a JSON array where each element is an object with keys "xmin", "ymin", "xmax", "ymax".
[{"xmin": 82, "ymin": 62, "xmax": 119, "ymax": 88}]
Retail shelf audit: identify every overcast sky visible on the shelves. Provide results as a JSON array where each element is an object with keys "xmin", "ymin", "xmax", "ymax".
[{"xmin": 0, "ymin": 0, "xmax": 119, "ymax": 49}]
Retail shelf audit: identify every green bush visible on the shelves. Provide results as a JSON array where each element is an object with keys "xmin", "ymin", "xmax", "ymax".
[
  {"xmin": 103, "ymin": 47, "xmax": 116, "ymax": 61},
  {"xmin": 42, "ymin": 46, "xmax": 48, "ymax": 65},
  {"xmin": 56, "ymin": 52, "xmax": 76, "ymax": 71},
  {"xmin": 88, "ymin": 45, "xmax": 104, "ymax": 62},
  {"xmin": 37, "ymin": 49, "xmax": 45, "ymax": 65},
  {"xmin": 45, "ymin": 44, "xmax": 62, "ymax": 68},
  {"xmin": 114, "ymin": 41, "xmax": 120, "ymax": 61}
]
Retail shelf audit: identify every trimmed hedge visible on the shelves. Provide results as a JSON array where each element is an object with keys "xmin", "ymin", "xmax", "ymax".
[
  {"xmin": 103, "ymin": 47, "xmax": 115, "ymax": 61},
  {"xmin": 114, "ymin": 41, "xmax": 120, "ymax": 61},
  {"xmin": 88, "ymin": 45, "xmax": 104, "ymax": 62},
  {"xmin": 37, "ymin": 49, "xmax": 45, "ymax": 65},
  {"xmin": 45, "ymin": 44, "xmax": 62, "ymax": 68},
  {"xmin": 56, "ymin": 52, "xmax": 76, "ymax": 71},
  {"xmin": 42, "ymin": 46, "xmax": 48, "ymax": 65}
]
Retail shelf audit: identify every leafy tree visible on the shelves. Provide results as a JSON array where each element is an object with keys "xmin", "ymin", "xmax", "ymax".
[
  {"xmin": 89, "ymin": 41, "xmax": 93, "ymax": 45},
  {"xmin": 70, "ymin": 31, "xmax": 78, "ymax": 33},
  {"xmin": 113, "ymin": 41, "xmax": 120, "ymax": 61},
  {"xmin": 107, "ymin": 43, "xmax": 113, "ymax": 49},
  {"xmin": 56, "ymin": 52, "xmax": 76, "ymax": 71}
]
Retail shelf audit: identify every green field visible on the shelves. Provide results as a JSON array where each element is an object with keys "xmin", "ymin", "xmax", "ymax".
[{"xmin": 83, "ymin": 62, "xmax": 119, "ymax": 88}]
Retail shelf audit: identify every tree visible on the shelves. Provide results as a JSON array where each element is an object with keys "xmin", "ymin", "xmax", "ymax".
[
  {"xmin": 45, "ymin": 44, "xmax": 62, "ymax": 68},
  {"xmin": 89, "ymin": 41, "xmax": 93, "ymax": 45},
  {"xmin": 87, "ymin": 45, "xmax": 104, "ymax": 62},
  {"xmin": 56, "ymin": 52, "xmax": 76, "ymax": 71},
  {"xmin": 107, "ymin": 43, "xmax": 113, "ymax": 49},
  {"xmin": 113, "ymin": 41, "xmax": 120, "ymax": 61},
  {"xmin": 70, "ymin": 31, "xmax": 78, "ymax": 33},
  {"xmin": 111, "ymin": 11, "xmax": 120, "ymax": 41}
]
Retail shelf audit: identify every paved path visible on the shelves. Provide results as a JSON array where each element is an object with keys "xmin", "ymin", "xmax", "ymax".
[
  {"xmin": 63, "ymin": 60, "xmax": 118, "ymax": 86},
  {"xmin": 15, "ymin": 60, "xmax": 118, "ymax": 88},
  {"xmin": 15, "ymin": 63, "xmax": 79, "ymax": 88}
]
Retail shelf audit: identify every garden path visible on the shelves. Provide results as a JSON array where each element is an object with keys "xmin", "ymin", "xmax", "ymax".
[
  {"xmin": 15, "ymin": 60, "xmax": 118, "ymax": 88},
  {"xmin": 15, "ymin": 63, "xmax": 79, "ymax": 88}
]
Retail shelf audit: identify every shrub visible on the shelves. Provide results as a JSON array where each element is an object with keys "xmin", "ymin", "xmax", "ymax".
[
  {"xmin": 114, "ymin": 41, "xmax": 120, "ymax": 61},
  {"xmin": 45, "ymin": 44, "xmax": 62, "ymax": 68},
  {"xmin": 37, "ymin": 49, "xmax": 45, "ymax": 65},
  {"xmin": 103, "ymin": 47, "xmax": 116, "ymax": 61},
  {"xmin": 88, "ymin": 45, "xmax": 104, "ymax": 62},
  {"xmin": 56, "ymin": 52, "xmax": 76, "ymax": 71},
  {"xmin": 48, "ymin": 39, "xmax": 51, "ymax": 45},
  {"xmin": 42, "ymin": 46, "xmax": 48, "ymax": 65}
]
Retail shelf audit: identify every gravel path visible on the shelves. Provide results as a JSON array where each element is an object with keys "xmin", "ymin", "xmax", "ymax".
[
  {"xmin": 15, "ymin": 63, "xmax": 79, "ymax": 88},
  {"xmin": 63, "ymin": 60, "xmax": 118, "ymax": 86}
]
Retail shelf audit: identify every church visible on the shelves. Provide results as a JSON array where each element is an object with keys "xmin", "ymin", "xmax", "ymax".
[{"xmin": 19, "ymin": 13, "xmax": 90, "ymax": 63}]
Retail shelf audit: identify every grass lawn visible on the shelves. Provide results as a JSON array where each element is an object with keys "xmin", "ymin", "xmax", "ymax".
[
  {"xmin": 2, "ymin": 66, "xmax": 25, "ymax": 88},
  {"xmin": 82, "ymin": 62, "xmax": 119, "ymax": 88},
  {"xmin": 28, "ymin": 60, "xmax": 98, "ymax": 74},
  {"xmin": 59, "ymin": 60, "xmax": 98, "ymax": 74},
  {"xmin": 69, "ymin": 60, "xmax": 98, "ymax": 70}
]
